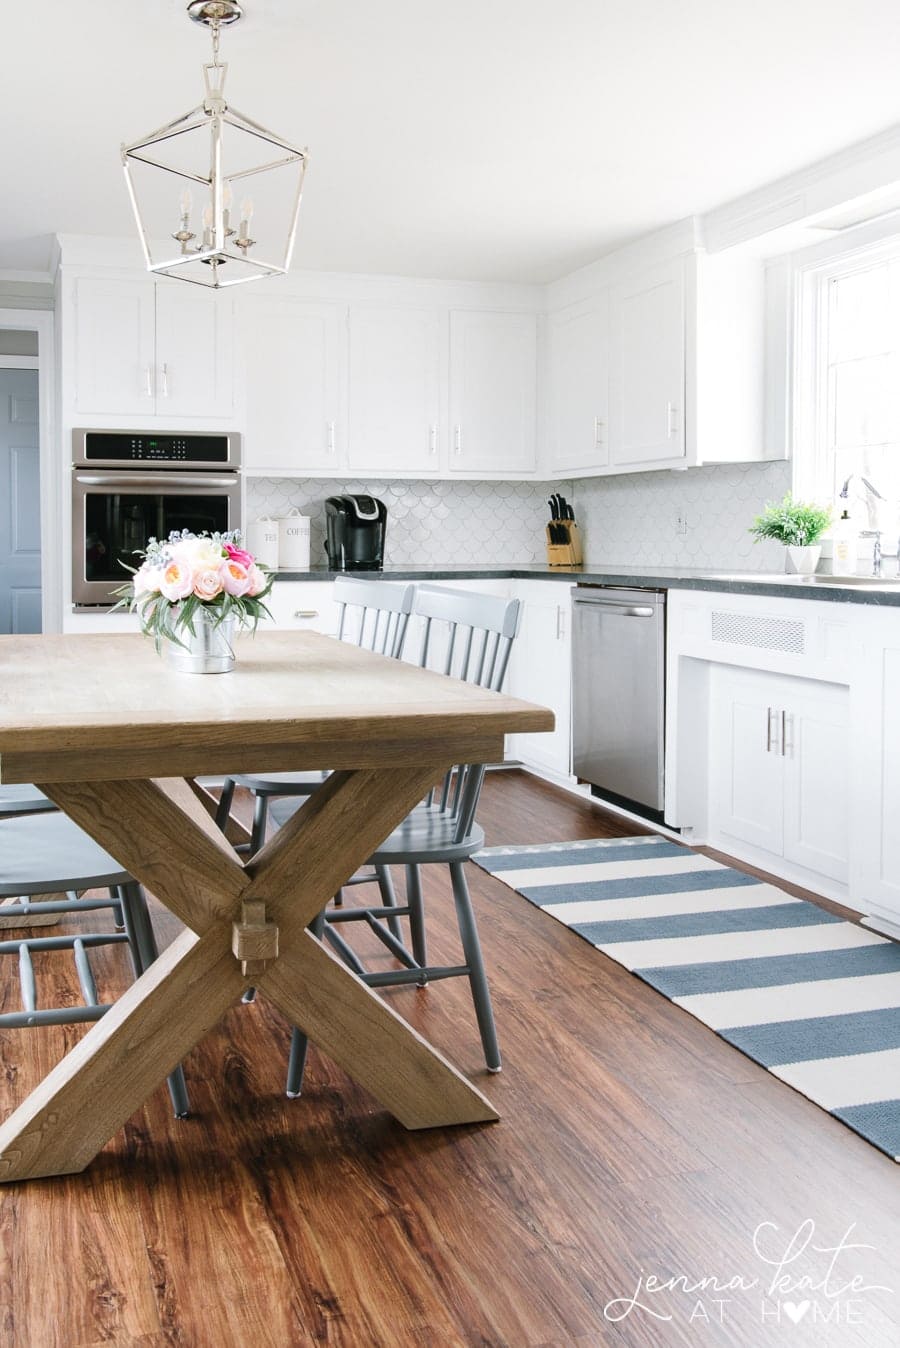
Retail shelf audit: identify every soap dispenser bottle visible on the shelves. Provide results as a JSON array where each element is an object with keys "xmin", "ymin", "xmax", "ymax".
[{"xmin": 832, "ymin": 510, "xmax": 858, "ymax": 576}]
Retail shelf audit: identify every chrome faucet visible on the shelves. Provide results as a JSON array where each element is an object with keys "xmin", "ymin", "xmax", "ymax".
[{"xmin": 840, "ymin": 475, "xmax": 886, "ymax": 575}]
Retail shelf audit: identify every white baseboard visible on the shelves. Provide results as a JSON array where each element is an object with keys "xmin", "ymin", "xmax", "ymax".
[{"xmin": 862, "ymin": 914, "xmax": 900, "ymax": 942}]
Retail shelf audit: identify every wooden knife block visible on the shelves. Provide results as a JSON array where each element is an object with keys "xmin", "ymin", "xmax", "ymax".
[{"xmin": 545, "ymin": 521, "xmax": 583, "ymax": 567}]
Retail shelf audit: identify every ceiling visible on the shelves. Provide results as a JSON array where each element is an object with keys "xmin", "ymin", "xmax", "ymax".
[{"xmin": 6, "ymin": 0, "xmax": 900, "ymax": 283}]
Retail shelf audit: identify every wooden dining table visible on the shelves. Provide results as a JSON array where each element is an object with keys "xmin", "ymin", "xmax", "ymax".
[{"xmin": 0, "ymin": 629, "xmax": 553, "ymax": 1183}]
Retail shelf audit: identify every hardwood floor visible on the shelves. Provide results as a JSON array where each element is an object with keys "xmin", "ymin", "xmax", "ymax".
[{"xmin": 1, "ymin": 770, "xmax": 898, "ymax": 1346}]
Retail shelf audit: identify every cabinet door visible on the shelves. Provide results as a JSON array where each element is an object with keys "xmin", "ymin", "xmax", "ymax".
[
  {"xmin": 782, "ymin": 679, "xmax": 849, "ymax": 883},
  {"xmin": 506, "ymin": 584, "xmax": 570, "ymax": 777},
  {"xmin": 240, "ymin": 296, "xmax": 343, "ymax": 472},
  {"xmin": 347, "ymin": 306, "xmax": 441, "ymax": 474},
  {"xmin": 609, "ymin": 259, "xmax": 685, "ymax": 467},
  {"xmin": 709, "ymin": 667, "xmax": 784, "ymax": 855},
  {"xmin": 155, "ymin": 283, "xmax": 234, "ymax": 419},
  {"xmin": 449, "ymin": 311, "xmax": 536, "ymax": 474},
  {"xmin": 854, "ymin": 630, "xmax": 900, "ymax": 923},
  {"xmin": 548, "ymin": 296, "xmax": 609, "ymax": 474},
  {"xmin": 74, "ymin": 277, "xmax": 156, "ymax": 415}
]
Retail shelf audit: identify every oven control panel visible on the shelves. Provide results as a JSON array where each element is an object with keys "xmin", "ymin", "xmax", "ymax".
[{"xmin": 72, "ymin": 429, "xmax": 241, "ymax": 468}]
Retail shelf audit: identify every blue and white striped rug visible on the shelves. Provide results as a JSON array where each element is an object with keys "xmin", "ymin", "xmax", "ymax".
[{"xmin": 474, "ymin": 835, "xmax": 900, "ymax": 1163}]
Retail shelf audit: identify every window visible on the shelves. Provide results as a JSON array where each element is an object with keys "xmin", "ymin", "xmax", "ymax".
[{"xmin": 797, "ymin": 237, "xmax": 900, "ymax": 541}]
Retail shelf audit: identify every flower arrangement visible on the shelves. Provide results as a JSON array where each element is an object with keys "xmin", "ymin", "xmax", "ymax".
[
  {"xmin": 749, "ymin": 493, "xmax": 832, "ymax": 548},
  {"xmin": 112, "ymin": 530, "xmax": 273, "ymax": 649}
]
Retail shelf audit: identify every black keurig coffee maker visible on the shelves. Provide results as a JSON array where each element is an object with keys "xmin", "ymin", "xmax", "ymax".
[{"xmin": 324, "ymin": 494, "xmax": 388, "ymax": 571}]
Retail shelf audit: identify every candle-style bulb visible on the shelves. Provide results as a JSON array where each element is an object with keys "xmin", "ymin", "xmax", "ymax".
[
  {"xmin": 202, "ymin": 204, "xmax": 213, "ymax": 228},
  {"xmin": 179, "ymin": 188, "xmax": 193, "ymax": 219},
  {"xmin": 223, "ymin": 182, "xmax": 233, "ymax": 209},
  {"xmin": 240, "ymin": 197, "xmax": 254, "ymax": 223}
]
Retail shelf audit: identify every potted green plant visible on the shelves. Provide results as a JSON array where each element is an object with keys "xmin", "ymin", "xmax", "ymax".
[{"xmin": 749, "ymin": 493, "xmax": 832, "ymax": 575}]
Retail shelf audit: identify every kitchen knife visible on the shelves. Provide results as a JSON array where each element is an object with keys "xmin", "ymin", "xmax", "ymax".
[
  {"xmin": 548, "ymin": 497, "xmax": 559, "ymax": 520},
  {"xmin": 565, "ymin": 502, "xmax": 575, "ymax": 521}
]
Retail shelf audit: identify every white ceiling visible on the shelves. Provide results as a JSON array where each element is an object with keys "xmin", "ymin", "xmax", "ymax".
[{"xmin": 6, "ymin": 0, "xmax": 900, "ymax": 283}]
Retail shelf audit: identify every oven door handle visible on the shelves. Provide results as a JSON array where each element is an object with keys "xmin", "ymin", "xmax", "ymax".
[{"xmin": 74, "ymin": 473, "xmax": 240, "ymax": 488}]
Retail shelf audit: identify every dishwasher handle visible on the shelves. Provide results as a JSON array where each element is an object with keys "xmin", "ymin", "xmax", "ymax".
[{"xmin": 573, "ymin": 599, "xmax": 655, "ymax": 617}]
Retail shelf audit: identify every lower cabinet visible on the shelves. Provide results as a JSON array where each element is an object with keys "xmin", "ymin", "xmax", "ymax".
[
  {"xmin": 851, "ymin": 614, "xmax": 900, "ymax": 929},
  {"xmin": 506, "ymin": 581, "xmax": 572, "ymax": 778},
  {"xmin": 709, "ymin": 665, "xmax": 850, "ymax": 886}
]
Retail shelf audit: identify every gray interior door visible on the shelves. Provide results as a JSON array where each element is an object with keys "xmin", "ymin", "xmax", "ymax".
[{"xmin": 0, "ymin": 369, "xmax": 41, "ymax": 633}]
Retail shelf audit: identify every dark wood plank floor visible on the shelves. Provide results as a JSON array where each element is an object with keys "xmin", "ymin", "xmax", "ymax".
[{"xmin": 1, "ymin": 770, "xmax": 898, "ymax": 1347}]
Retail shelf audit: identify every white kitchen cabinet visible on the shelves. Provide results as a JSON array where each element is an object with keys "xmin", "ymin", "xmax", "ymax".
[
  {"xmin": 348, "ymin": 305, "xmax": 442, "ymax": 474},
  {"xmin": 506, "ymin": 580, "xmax": 571, "ymax": 778},
  {"xmin": 608, "ymin": 257, "xmax": 685, "ymax": 469},
  {"xmin": 448, "ymin": 310, "xmax": 536, "ymax": 476},
  {"xmin": 239, "ymin": 295, "xmax": 344, "ymax": 473},
  {"xmin": 547, "ymin": 296, "xmax": 609, "ymax": 474},
  {"xmin": 709, "ymin": 665, "xmax": 849, "ymax": 886},
  {"xmin": 72, "ymin": 275, "xmax": 234, "ymax": 419},
  {"xmin": 850, "ymin": 612, "xmax": 900, "ymax": 931},
  {"xmin": 265, "ymin": 581, "xmax": 341, "ymax": 636}
]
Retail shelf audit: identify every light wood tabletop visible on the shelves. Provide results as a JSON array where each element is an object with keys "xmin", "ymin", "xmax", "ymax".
[{"xmin": 0, "ymin": 631, "xmax": 554, "ymax": 1182}]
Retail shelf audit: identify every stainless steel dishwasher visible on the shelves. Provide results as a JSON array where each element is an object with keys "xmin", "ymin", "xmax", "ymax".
[{"xmin": 571, "ymin": 586, "xmax": 666, "ymax": 820}]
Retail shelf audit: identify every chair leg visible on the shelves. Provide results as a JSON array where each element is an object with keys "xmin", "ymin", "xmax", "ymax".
[
  {"xmin": 449, "ymin": 861, "xmax": 501, "ymax": 1073},
  {"xmin": 214, "ymin": 778, "xmax": 236, "ymax": 833},
  {"xmin": 375, "ymin": 865, "xmax": 403, "ymax": 941},
  {"xmin": 117, "ymin": 882, "xmax": 191, "ymax": 1118},
  {"xmin": 405, "ymin": 864, "xmax": 428, "ymax": 984},
  {"xmin": 250, "ymin": 793, "xmax": 269, "ymax": 855},
  {"xmin": 285, "ymin": 910, "xmax": 326, "ymax": 1098}
]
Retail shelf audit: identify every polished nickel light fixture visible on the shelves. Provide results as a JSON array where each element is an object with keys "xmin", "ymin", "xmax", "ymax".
[{"xmin": 121, "ymin": 0, "xmax": 308, "ymax": 288}]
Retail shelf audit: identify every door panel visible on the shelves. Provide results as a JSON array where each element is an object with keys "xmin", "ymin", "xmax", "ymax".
[
  {"xmin": 0, "ymin": 370, "xmax": 42, "ymax": 633},
  {"xmin": 548, "ymin": 297, "xmax": 609, "ymax": 474},
  {"xmin": 782, "ymin": 681, "xmax": 850, "ymax": 883},
  {"xmin": 710, "ymin": 668, "xmax": 784, "ymax": 854},
  {"xmin": 609, "ymin": 259, "xmax": 685, "ymax": 466},
  {"xmin": 348, "ymin": 306, "xmax": 441, "ymax": 473},
  {"xmin": 449, "ymin": 311, "xmax": 536, "ymax": 474}
]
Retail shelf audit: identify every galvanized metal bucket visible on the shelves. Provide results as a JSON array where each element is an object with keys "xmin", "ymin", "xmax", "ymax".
[{"xmin": 164, "ymin": 611, "xmax": 236, "ymax": 674}]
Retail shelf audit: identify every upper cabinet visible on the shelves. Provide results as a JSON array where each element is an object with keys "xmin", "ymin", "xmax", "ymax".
[
  {"xmin": 547, "ymin": 295, "xmax": 609, "ymax": 474},
  {"xmin": 348, "ymin": 305, "xmax": 442, "ymax": 475},
  {"xmin": 72, "ymin": 276, "xmax": 234, "ymax": 420},
  {"xmin": 239, "ymin": 294, "xmax": 344, "ymax": 473},
  {"xmin": 448, "ymin": 310, "xmax": 536, "ymax": 476},
  {"xmin": 608, "ymin": 257, "xmax": 686, "ymax": 469}
]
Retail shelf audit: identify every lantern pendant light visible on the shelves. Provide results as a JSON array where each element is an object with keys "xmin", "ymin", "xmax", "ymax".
[{"xmin": 121, "ymin": 1, "xmax": 308, "ymax": 289}]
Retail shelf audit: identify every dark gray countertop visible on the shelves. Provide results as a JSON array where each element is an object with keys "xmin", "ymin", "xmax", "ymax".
[{"xmin": 272, "ymin": 563, "xmax": 900, "ymax": 607}]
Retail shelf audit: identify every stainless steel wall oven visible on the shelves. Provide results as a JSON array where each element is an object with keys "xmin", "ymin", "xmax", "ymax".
[{"xmin": 71, "ymin": 429, "xmax": 241, "ymax": 609}]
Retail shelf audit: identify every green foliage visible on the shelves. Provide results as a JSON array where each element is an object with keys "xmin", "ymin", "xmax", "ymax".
[{"xmin": 749, "ymin": 493, "xmax": 832, "ymax": 548}]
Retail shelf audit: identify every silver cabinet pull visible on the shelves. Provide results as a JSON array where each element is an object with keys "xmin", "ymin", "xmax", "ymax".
[
  {"xmin": 293, "ymin": 609, "xmax": 320, "ymax": 619},
  {"xmin": 429, "ymin": 425, "xmax": 437, "ymax": 455},
  {"xmin": 593, "ymin": 416, "xmax": 604, "ymax": 444},
  {"xmin": 666, "ymin": 401, "xmax": 678, "ymax": 437},
  {"xmin": 454, "ymin": 425, "xmax": 462, "ymax": 455},
  {"xmin": 782, "ymin": 711, "xmax": 794, "ymax": 757},
  {"xmin": 160, "ymin": 363, "xmax": 169, "ymax": 398},
  {"xmin": 766, "ymin": 706, "xmax": 775, "ymax": 753},
  {"xmin": 326, "ymin": 421, "xmax": 336, "ymax": 453},
  {"xmin": 144, "ymin": 366, "xmax": 153, "ymax": 398}
]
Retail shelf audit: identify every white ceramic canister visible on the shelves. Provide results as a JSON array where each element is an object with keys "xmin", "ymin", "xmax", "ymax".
[
  {"xmin": 245, "ymin": 515, "xmax": 280, "ymax": 570},
  {"xmin": 277, "ymin": 508, "xmax": 312, "ymax": 570}
]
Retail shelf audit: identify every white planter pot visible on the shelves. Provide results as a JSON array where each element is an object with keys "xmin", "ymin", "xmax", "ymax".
[{"xmin": 785, "ymin": 544, "xmax": 822, "ymax": 576}]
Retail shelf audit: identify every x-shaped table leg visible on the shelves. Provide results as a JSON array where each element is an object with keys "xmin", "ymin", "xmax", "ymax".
[{"xmin": 0, "ymin": 768, "xmax": 498, "ymax": 1182}]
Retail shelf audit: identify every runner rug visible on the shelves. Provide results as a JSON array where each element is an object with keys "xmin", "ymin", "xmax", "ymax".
[{"xmin": 473, "ymin": 835, "xmax": 900, "ymax": 1162}]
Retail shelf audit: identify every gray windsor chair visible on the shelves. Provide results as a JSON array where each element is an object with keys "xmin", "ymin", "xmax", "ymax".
[
  {"xmin": 271, "ymin": 583, "xmax": 523, "ymax": 1096},
  {"xmin": 0, "ymin": 808, "xmax": 190, "ymax": 1118},
  {"xmin": 214, "ymin": 575, "xmax": 416, "ymax": 853}
]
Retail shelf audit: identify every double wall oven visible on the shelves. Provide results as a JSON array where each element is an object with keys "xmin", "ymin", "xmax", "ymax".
[{"xmin": 71, "ymin": 429, "xmax": 241, "ymax": 609}]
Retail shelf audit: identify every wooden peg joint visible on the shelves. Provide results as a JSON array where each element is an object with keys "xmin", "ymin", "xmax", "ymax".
[{"xmin": 232, "ymin": 899, "xmax": 279, "ymax": 977}]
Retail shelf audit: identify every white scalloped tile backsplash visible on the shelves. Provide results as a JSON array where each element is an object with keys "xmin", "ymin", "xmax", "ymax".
[{"xmin": 246, "ymin": 459, "xmax": 791, "ymax": 571}]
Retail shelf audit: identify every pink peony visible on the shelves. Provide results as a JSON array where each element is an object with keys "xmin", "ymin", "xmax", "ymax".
[
  {"xmin": 133, "ymin": 563, "xmax": 158, "ymax": 597},
  {"xmin": 219, "ymin": 558, "xmax": 252, "ymax": 597},
  {"xmin": 193, "ymin": 567, "xmax": 224, "ymax": 601},
  {"xmin": 247, "ymin": 563, "xmax": 268, "ymax": 597},
  {"xmin": 225, "ymin": 541, "xmax": 255, "ymax": 569},
  {"xmin": 158, "ymin": 559, "xmax": 193, "ymax": 602}
]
